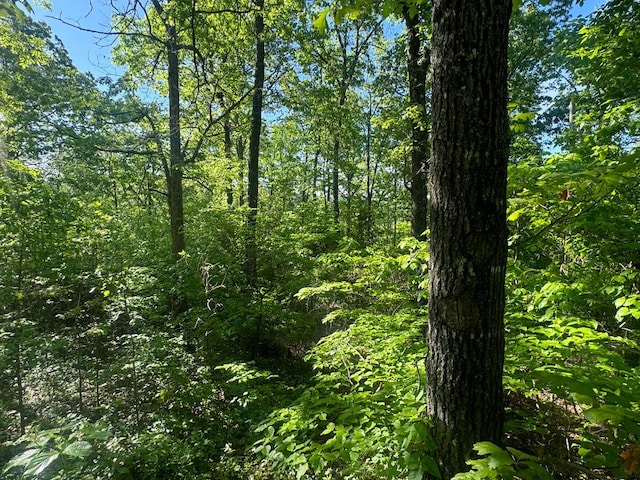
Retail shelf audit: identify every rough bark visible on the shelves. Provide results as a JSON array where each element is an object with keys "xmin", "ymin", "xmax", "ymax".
[
  {"xmin": 246, "ymin": 0, "xmax": 264, "ymax": 287},
  {"xmin": 426, "ymin": 0, "xmax": 511, "ymax": 478},
  {"xmin": 166, "ymin": 23, "xmax": 185, "ymax": 256},
  {"xmin": 403, "ymin": 5, "xmax": 429, "ymax": 242}
]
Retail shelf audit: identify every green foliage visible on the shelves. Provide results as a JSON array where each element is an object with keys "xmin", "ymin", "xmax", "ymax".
[
  {"xmin": 3, "ymin": 418, "xmax": 109, "ymax": 479},
  {"xmin": 452, "ymin": 442, "xmax": 553, "ymax": 480},
  {"xmin": 250, "ymin": 247, "xmax": 435, "ymax": 479},
  {"xmin": 251, "ymin": 312, "xmax": 433, "ymax": 479}
]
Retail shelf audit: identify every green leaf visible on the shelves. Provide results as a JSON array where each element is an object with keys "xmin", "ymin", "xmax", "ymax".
[
  {"xmin": 3, "ymin": 448, "xmax": 39, "ymax": 472},
  {"xmin": 313, "ymin": 10, "xmax": 329, "ymax": 34},
  {"xmin": 513, "ymin": 112, "xmax": 536, "ymax": 122},
  {"xmin": 506, "ymin": 447, "xmax": 537, "ymax": 462},
  {"xmin": 62, "ymin": 440, "xmax": 92, "ymax": 458},
  {"xmin": 321, "ymin": 422, "xmax": 335, "ymax": 435},
  {"xmin": 24, "ymin": 451, "xmax": 59, "ymax": 476},
  {"xmin": 584, "ymin": 405, "xmax": 634, "ymax": 423},
  {"xmin": 408, "ymin": 469, "xmax": 423, "ymax": 480},
  {"xmin": 507, "ymin": 208, "xmax": 526, "ymax": 222},
  {"xmin": 422, "ymin": 455, "xmax": 441, "ymax": 478},
  {"xmin": 295, "ymin": 462, "xmax": 309, "ymax": 479},
  {"xmin": 474, "ymin": 441, "xmax": 505, "ymax": 456},
  {"xmin": 488, "ymin": 449, "xmax": 514, "ymax": 469}
]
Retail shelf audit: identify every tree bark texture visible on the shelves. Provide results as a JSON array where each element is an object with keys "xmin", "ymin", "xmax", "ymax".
[
  {"xmin": 403, "ymin": 5, "xmax": 429, "ymax": 242},
  {"xmin": 246, "ymin": 0, "xmax": 264, "ymax": 287},
  {"xmin": 166, "ymin": 23, "xmax": 186, "ymax": 256},
  {"xmin": 426, "ymin": 0, "xmax": 511, "ymax": 478}
]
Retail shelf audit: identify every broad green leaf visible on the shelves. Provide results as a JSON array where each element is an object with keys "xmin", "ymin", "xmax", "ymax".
[
  {"xmin": 24, "ymin": 451, "xmax": 59, "ymax": 476},
  {"xmin": 474, "ymin": 441, "xmax": 506, "ymax": 456},
  {"xmin": 321, "ymin": 422, "xmax": 335, "ymax": 435},
  {"xmin": 488, "ymin": 449, "xmax": 514, "ymax": 469},
  {"xmin": 313, "ymin": 10, "xmax": 329, "ymax": 34},
  {"xmin": 62, "ymin": 440, "xmax": 92, "ymax": 458},
  {"xmin": 584, "ymin": 405, "xmax": 634, "ymax": 423},
  {"xmin": 3, "ymin": 448, "xmax": 39, "ymax": 472},
  {"xmin": 422, "ymin": 455, "xmax": 441, "ymax": 478},
  {"xmin": 507, "ymin": 208, "xmax": 526, "ymax": 222}
]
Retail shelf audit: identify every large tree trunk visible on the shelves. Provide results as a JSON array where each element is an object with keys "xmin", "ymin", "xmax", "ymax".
[
  {"xmin": 426, "ymin": 0, "xmax": 511, "ymax": 478},
  {"xmin": 403, "ymin": 5, "xmax": 429, "ymax": 242},
  {"xmin": 246, "ymin": 0, "xmax": 264, "ymax": 287}
]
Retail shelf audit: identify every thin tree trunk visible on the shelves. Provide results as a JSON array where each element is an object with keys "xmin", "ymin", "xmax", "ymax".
[
  {"xmin": 365, "ymin": 98, "xmax": 375, "ymax": 243},
  {"xmin": 237, "ymin": 137, "xmax": 245, "ymax": 206},
  {"xmin": 16, "ymin": 342, "xmax": 25, "ymax": 435},
  {"xmin": 77, "ymin": 347, "xmax": 83, "ymax": 411},
  {"xmin": 166, "ymin": 23, "xmax": 185, "ymax": 256},
  {"xmin": 324, "ymin": 156, "xmax": 330, "ymax": 207},
  {"xmin": 312, "ymin": 149, "xmax": 319, "ymax": 200},
  {"xmin": 151, "ymin": 0, "xmax": 185, "ymax": 257},
  {"xmin": 332, "ymin": 86, "xmax": 347, "ymax": 225},
  {"xmin": 246, "ymin": 0, "xmax": 264, "ymax": 287},
  {"xmin": 403, "ymin": 5, "xmax": 429, "ymax": 241},
  {"xmin": 332, "ymin": 136, "xmax": 340, "ymax": 224},
  {"xmin": 219, "ymin": 93, "xmax": 234, "ymax": 207},
  {"xmin": 426, "ymin": 0, "xmax": 511, "ymax": 478}
]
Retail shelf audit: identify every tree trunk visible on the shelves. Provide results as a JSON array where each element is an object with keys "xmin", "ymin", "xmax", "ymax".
[
  {"xmin": 365, "ymin": 101, "xmax": 374, "ymax": 244},
  {"xmin": 237, "ymin": 136, "xmax": 245, "ymax": 206},
  {"xmin": 219, "ymin": 93, "xmax": 234, "ymax": 207},
  {"xmin": 332, "ymin": 138, "xmax": 340, "ymax": 224},
  {"xmin": 166, "ymin": 23, "xmax": 185, "ymax": 256},
  {"xmin": 149, "ymin": 0, "xmax": 188, "ymax": 315},
  {"xmin": 225, "ymin": 120, "xmax": 234, "ymax": 207},
  {"xmin": 246, "ymin": 0, "xmax": 264, "ymax": 287},
  {"xmin": 332, "ymin": 86, "xmax": 347, "ymax": 225},
  {"xmin": 403, "ymin": 5, "xmax": 429, "ymax": 242},
  {"xmin": 312, "ymin": 148, "xmax": 320, "ymax": 200},
  {"xmin": 426, "ymin": 0, "xmax": 511, "ymax": 478},
  {"xmin": 152, "ymin": 0, "xmax": 186, "ymax": 257},
  {"xmin": 16, "ymin": 341, "xmax": 25, "ymax": 435}
]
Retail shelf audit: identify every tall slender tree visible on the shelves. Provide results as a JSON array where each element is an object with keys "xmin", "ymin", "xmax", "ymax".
[
  {"xmin": 150, "ymin": 0, "xmax": 186, "ymax": 257},
  {"xmin": 425, "ymin": 0, "xmax": 511, "ymax": 477},
  {"xmin": 246, "ymin": 0, "xmax": 265, "ymax": 287},
  {"xmin": 402, "ymin": 3, "xmax": 429, "ymax": 241}
]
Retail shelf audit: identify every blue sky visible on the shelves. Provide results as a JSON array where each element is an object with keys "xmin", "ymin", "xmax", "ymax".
[
  {"xmin": 33, "ymin": 0, "xmax": 119, "ymax": 76},
  {"xmin": 33, "ymin": 0, "xmax": 608, "ymax": 76}
]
